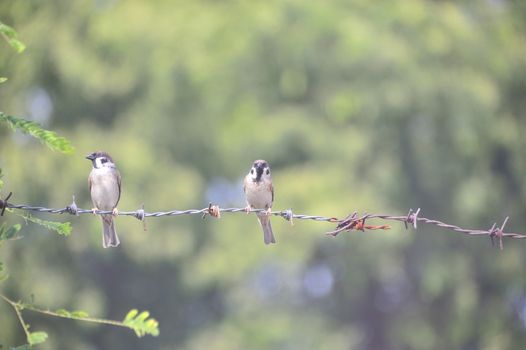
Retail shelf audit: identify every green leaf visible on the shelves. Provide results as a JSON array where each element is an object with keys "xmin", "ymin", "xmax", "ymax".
[
  {"xmin": 0, "ymin": 261, "xmax": 8, "ymax": 282},
  {"xmin": 28, "ymin": 331, "xmax": 48, "ymax": 345},
  {"xmin": 20, "ymin": 214, "xmax": 72, "ymax": 236},
  {"xmin": 124, "ymin": 309, "xmax": 138, "ymax": 321},
  {"xmin": 70, "ymin": 310, "xmax": 89, "ymax": 318},
  {"xmin": 122, "ymin": 309, "xmax": 159, "ymax": 337},
  {"xmin": 55, "ymin": 308, "xmax": 89, "ymax": 318},
  {"xmin": 0, "ymin": 224, "xmax": 21, "ymax": 240},
  {"xmin": 0, "ymin": 22, "xmax": 26, "ymax": 53},
  {"xmin": 0, "ymin": 113, "xmax": 74, "ymax": 154},
  {"xmin": 136, "ymin": 311, "xmax": 150, "ymax": 322},
  {"xmin": 55, "ymin": 308, "xmax": 71, "ymax": 317},
  {"xmin": 0, "ymin": 77, "xmax": 7, "ymax": 84},
  {"xmin": 11, "ymin": 344, "xmax": 32, "ymax": 350}
]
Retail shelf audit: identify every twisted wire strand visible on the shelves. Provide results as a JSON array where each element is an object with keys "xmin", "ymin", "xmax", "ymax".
[
  {"xmin": 4, "ymin": 203, "xmax": 336, "ymax": 221},
  {"xmin": 2, "ymin": 194, "xmax": 526, "ymax": 249}
]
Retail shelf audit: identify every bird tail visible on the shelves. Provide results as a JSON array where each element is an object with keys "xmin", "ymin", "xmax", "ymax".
[
  {"xmin": 257, "ymin": 214, "xmax": 276, "ymax": 245},
  {"xmin": 102, "ymin": 215, "xmax": 120, "ymax": 248}
]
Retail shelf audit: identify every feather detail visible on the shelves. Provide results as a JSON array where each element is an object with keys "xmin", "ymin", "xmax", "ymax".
[
  {"xmin": 101, "ymin": 215, "xmax": 120, "ymax": 248},
  {"xmin": 258, "ymin": 213, "xmax": 276, "ymax": 244}
]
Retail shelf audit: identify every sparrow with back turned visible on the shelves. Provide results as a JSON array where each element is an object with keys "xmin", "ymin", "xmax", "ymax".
[
  {"xmin": 244, "ymin": 159, "xmax": 276, "ymax": 245},
  {"xmin": 86, "ymin": 151, "xmax": 121, "ymax": 248}
]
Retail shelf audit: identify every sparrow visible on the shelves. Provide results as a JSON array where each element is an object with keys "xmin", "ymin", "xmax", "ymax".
[
  {"xmin": 86, "ymin": 151, "xmax": 121, "ymax": 248},
  {"xmin": 243, "ymin": 159, "xmax": 276, "ymax": 244}
]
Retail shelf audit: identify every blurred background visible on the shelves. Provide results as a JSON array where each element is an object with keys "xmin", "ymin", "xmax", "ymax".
[{"xmin": 1, "ymin": 0, "xmax": 526, "ymax": 349}]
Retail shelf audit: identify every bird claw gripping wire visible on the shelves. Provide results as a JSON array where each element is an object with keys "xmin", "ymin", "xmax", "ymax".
[
  {"xmin": 65, "ymin": 195, "xmax": 79, "ymax": 216},
  {"xmin": 0, "ymin": 191, "xmax": 13, "ymax": 216}
]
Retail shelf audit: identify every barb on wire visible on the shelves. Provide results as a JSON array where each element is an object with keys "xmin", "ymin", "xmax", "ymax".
[
  {"xmin": 0, "ymin": 191, "xmax": 13, "ymax": 216},
  {"xmin": 2, "ymin": 192, "xmax": 526, "ymax": 250}
]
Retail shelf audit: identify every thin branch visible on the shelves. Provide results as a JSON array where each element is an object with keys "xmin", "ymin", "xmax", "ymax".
[
  {"xmin": 19, "ymin": 303, "xmax": 130, "ymax": 329},
  {"xmin": 0, "ymin": 293, "xmax": 31, "ymax": 341},
  {"xmin": 0, "ymin": 292, "xmax": 159, "ymax": 337}
]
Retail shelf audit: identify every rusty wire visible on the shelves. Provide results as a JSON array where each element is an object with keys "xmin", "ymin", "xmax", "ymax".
[{"xmin": 1, "ymin": 193, "xmax": 525, "ymax": 250}]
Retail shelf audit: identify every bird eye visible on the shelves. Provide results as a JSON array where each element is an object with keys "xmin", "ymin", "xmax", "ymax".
[{"xmin": 266, "ymin": 169, "xmax": 270, "ymax": 175}]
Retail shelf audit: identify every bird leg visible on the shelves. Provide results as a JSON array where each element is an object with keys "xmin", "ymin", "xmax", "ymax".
[{"xmin": 112, "ymin": 208, "xmax": 119, "ymax": 216}]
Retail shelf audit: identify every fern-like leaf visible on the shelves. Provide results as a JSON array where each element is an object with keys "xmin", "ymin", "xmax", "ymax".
[
  {"xmin": 123, "ymin": 309, "xmax": 160, "ymax": 337},
  {"xmin": 0, "ymin": 223, "xmax": 21, "ymax": 241},
  {"xmin": 54, "ymin": 308, "xmax": 89, "ymax": 318},
  {"xmin": 0, "ymin": 21, "xmax": 26, "ymax": 53},
  {"xmin": 0, "ymin": 262, "xmax": 8, "ymax": 282},
  {"xmin": 21, "ymin": 214, "xmax": 72, "ymax": 236},
  {"xmin": 0, "ymin": 113, "xmax": 74, "ymax": 154},
  {"xmin": 28, "ymin": 331, "xmax": 48, "ymax": 345}
]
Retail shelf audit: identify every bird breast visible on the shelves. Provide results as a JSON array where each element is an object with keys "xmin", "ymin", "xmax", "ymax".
[
  {"xmin": 245, "ymin": 179, "xmax": 272, "ymax": 209},
  {"xmin": 90, "ymin": 168, "xmax": 120, "ymax": 210}
]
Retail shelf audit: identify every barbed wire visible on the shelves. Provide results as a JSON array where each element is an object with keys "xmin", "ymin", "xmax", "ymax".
[{"xmin": 1, "ymin": 192, "xmax": 525, "ymax": 250}]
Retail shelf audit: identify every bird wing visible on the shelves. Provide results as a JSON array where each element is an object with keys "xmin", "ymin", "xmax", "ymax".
[
  {"xmin": 116, "ymin": 169, "xmax": 122, "ymax": 205},
  {"xmin": 88, "ymin": 172, "xmax": 93, "ymax": 192},
  {"xmin": 243, "ymin": 176, "xmax": 247, "ymax": 194}
]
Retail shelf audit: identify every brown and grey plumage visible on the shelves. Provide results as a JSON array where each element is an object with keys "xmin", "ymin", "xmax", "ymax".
[
  {"xmin": 86, "ymin": 151, "xmax": 121, "ymax": 248},
  {"xmin": 244, "ymin": 159, "xmax": 276, "ymax": 244}
]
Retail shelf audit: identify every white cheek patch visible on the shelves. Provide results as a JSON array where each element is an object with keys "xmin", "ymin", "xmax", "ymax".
[{"xmin": 95, "ymin": 158, "xmax": 103, "ymax": 168}]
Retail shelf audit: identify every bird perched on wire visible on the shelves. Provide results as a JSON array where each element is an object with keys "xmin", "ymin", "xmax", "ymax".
[
  {"xmin": 244, "ymin": 159, "xmax": 276, "ymax": 244},
  {"xmin": 86, "ymin": 151, "xmax": 121, "ymax": 248}
]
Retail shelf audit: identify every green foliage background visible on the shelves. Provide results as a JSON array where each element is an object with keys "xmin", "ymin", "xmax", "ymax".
[{"xmin": 1, "ymin": 0, "xmax": 526, "ymax": 348}]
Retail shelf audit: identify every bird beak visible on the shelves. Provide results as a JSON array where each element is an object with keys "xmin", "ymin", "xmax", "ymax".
[{"xmin": 85, "ymin": 153, "xmax": 95, "ymax": 161}]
